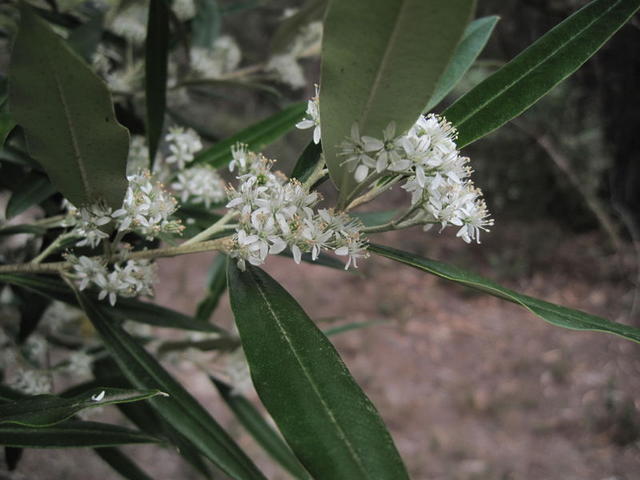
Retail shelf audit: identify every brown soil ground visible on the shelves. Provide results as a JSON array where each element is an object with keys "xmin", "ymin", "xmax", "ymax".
[{"xmin": 8, "ymin": 221, "xmax": 640, "ymax": 480}]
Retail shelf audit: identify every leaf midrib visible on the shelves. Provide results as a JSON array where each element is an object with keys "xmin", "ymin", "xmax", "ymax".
[
  {"xmin": 452, "ymin": 0, "xmax": 621, "ymax": 128},
  {"xmin": 249, "ymin": 268, "xmax": 369, "ymax": 479},
  {"xmin": 46, "ymin": 53, "xmax": 93, "ymax": 203}
]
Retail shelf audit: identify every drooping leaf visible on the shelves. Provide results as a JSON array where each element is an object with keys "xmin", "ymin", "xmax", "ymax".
[
  {"xmin": 0, "ymin": 420, "xmax": 159, "ymax": 448},
  {"xmin": 0, "ymin": 274, "xmax": 222, "ymax": 333},
  {"xmin": 271, "ymin": 0, "xmax": 326, "ymax": 54},
  {"xmin": 323, "ymin": 320, "xmax": 387, "ymax": 337},
  {"xmin": 90, "ymin": 360, "xmax": 212, "ymax": 479},
  {"xmin": 444, "ymin": 0, "xmax": 640, "ymax": 147},
  {"xmin": 0, "ymin": 224, "xmax": 46, "ymax": 236},
  {"xmin": 0, "ymin": 388, "xmax": 163, "ymax": 428},
  {"xmin": 13, "ymin": 285, "xmax": 50, "ymax": 343},
  {"xmin": 145, "ymin": 0, "xmax": 170, "ymax": 167},
  {"xmin": 94, "ymin": 448, "xmax": 154, "ymax": 480},
  {"xmin": 227, "ymin": 263, "xmax": 409, "ymax": 479},
  {"xmin": 369, "ymin": 243, "xmax": 640, "ymax": 343},
  {"xmin": 195, "ymin": 253, "xmax": 227, "ymax": 322},
  {"xmin": 5, "ymin": 172, "xmax": 56, "ymax": 219},
  {"xmin": 75, "ymin": 292, "xmax": 267, "ymax": 480},
  {"xmin": 4, "ymin": 446, "xmax": 22, "ymax": 471},
  {"xmin": 192, "ymin": 0, "xmax": 221, "ymax": 48},
  {"xmin": 320, "ymin": 0, "xmax": 475, "ymax": 200},
  {"xmin": 9, "ymin": 4, "xmax": 130, "ymax": 209},
  {"xmin": 0, "ymin": 111, "xmax": 15, "ymax": 146},
  {"xmin": 191, "ymin": 102, "xmax": 306, "ymax": 168},
  {"xmin": 425, "ymin": 15, "xmax": 499, "ymax": 112},
  {"xmin": 211, "ymin": 377, "xmax": 311, "ymax": 480}
]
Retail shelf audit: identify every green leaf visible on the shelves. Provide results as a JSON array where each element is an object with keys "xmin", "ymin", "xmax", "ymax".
[
  {"xmin": 323, "ymin": 320, "xmax": 387, "ymax": 337},
  {"xmin": 0, "ymin": 224, "xmax": 46, "ymax": 237},
  {"xmin": 0, "ymin": 420, "xmax": 159, "ymax": 448},
  {"xmin": 425, "ymin": 15, "xmax": 499, "ymax": 112},
  {"xmin": 192, "ymin": 0, "xmax": 221, "ymax": 48},
  {"xmin": 75, "ymin": 292, "xmax": 267, "ymax": 480},
  {"xmin": 443, "ymin": 0, "xmax": 640, "ymax": 147},
  {"xmin": 0, "ymin": 111, "xmax": 15, "ymax": 146},
  {"xmin": 350, "ymin": 210, "xmax": 398, "ymax": 228},
  {"xmin": 90, "ymin": 360, "xmax": 212, "ymax": 479},
  {"xmin": 145, "ymin": 0, "xmax": 170, "ymax": 167},
  {"xmin": 9, "ymin": 4, "xmax": 130, "ymax": 209},
  {"xmin": 0, "ymin": 388, "xmax": 163, "ymax": 428},
  {"xmin": 94, "ymin": 448, "xmax": 154, "ymax": 480},
  {"xmin": 227, "ymin": 263, "xmax": 409, "ymax": 479},
  {"xmin": 195, "ymin": 253, "xmax": 227, "ymax": 322},
  {"xmin": 320, "ymin": 0, "xmax": 475, "ymax": 199},
  {"xmin": 5, "ymin": 172, "xmax": 56, "ymax": 219},
  {"xmin": 192, "ymin": 102, "xmax": 306, "ymax": 168},
  {"xmin": 211, "ymin": 376, "xmax": 311, "ymax": 480},
  {"xmin": 271, "ymin": 0, "xmax": 326, "ymax": 54},
  {"xmin": 0, "ymin": 274, "xmax": 222, "ymax": 333},
  {"xmin": 369, "ymin": 243, "xmax": 640, "ymax": 344},
  {"xmin": 289, "ymin": 141, "xmax": 323, "ymax": 183}
]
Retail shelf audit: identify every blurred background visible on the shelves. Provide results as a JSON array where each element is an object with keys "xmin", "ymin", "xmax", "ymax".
[{"xmin": 4, "ymin": 0, "xmax": 640, "ymax": 478}]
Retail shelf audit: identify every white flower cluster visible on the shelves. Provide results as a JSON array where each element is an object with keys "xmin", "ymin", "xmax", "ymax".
[
  {"xmin": 339, "ymin": 114, "xmax": 494, "ymax": 243},
  {"xmin": 69, "ymin": 171, "xmax": 182, "ymax": 248},
  {"xmin": 295, "ymin": 85, "xmax": 321, "ymax": 144},
  {"xmin": 110, "ymin": 3, "xmax": 148, "ymax": 46},
  {"xmin": 190, "ymin": 36, "xmax": 242, "ymax": 78},
  {"xmin": 226, "ymin": 145, "xmax": 368, "ymax": 270},
  {"xmin": 171, "ymin": 165, "xmax": 226, "ymax": 208},
  {"xmin": 172, "ymin": 0, "xmax": 196, "ymax": 21},
  {"xmin": 68, "ymin": 254, "xmax": 157, "ymax": 306},
  {"xmin": 113, "ymin": 170, "xmax": 182, "ymax": 239},
  {"xmin": 164, "ymin": 127, "xmax": 203, "ymax": 170}
]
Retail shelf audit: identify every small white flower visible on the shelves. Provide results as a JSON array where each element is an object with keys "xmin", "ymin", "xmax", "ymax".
[
  {"xmin": 267, "ymin": 54, "xmax": 306, "ymax": 89},
  {"xmin": 91, "ymin": 390, "xmax": 106, "ymax": 402},
  {"xmin": 296, "ymin": 86, "xmax": 321, "ymax": 144}
]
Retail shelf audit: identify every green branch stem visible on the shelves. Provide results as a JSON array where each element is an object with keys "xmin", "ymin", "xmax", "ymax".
[
  {"xmin": 182, "ymin": 211, "xmax": 238, "ymax": 246},
  {"xmin": 31, "ymin": 231, "xmax": 80, "ymax": 264},
  {"xmin": 0, "ymin": 237, "xmax": 233, "ymax": 275}
]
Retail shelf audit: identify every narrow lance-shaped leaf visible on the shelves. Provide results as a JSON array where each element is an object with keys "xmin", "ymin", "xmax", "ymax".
[
  {"xmin": 369, "ymin": 243, "xmax": 640, "ymax": 344},
  {"xmin": 211, "ymin": 377, "xmax": 312, "ymax": 480},
  {"xmin": 94, "ymin": 448, "xmax": 154, "ymax": 480},
  {"xmin": 0, "ymin": 420, "xmax": 159, "ymax": 448},
  {"xmin": 9, "ymin": 4, "xmax": 129, "ymax": 209},
  {"xmin": 289, "ymin": 141, "xmax": 323, "ymax": 183},
  {"xmin": 228, "ymin": 263, "xmax": 410, "ymax": 480},
  {"xmin": 195, "ymin": 253, "xmax": 228, "ymax": 322},
  {"xmin": 145, "ymin": 0, "xmax": 170, "ymax": 166},
  {"xmin": 320, "ymin": 0, "xmax": 475, "ymax": 200},
  {"xmin": 0, "ymin": 388, "xmax": 163, "ymax": 428},
  {"xmin": 5, "ymin": 172, "xmax": 56, "ymax": 219},
  {"xmin": 191, "ymin": 102, "xmax": 306, "ymax": 168},
  {"xmin": 0, "ymin": 273, "xmax": 223, "ymax": 334},
  {"xmin": 425, "ymin": 15, "xmax": 499, "ymax": 112},
  {"xmin": 74, "ymin": 291, "xmax": 267, "ymax": 480},
  {"xmin": 444, "ymin": 0, "xmax": 640, "ymax": 147}
]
